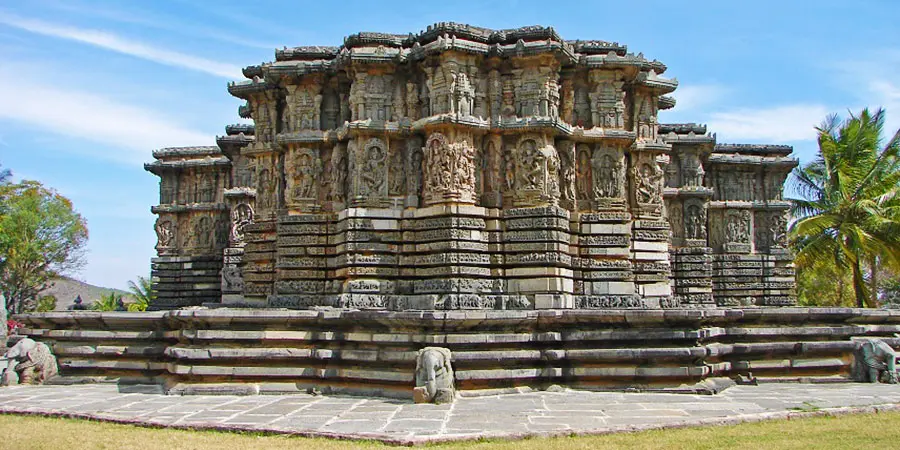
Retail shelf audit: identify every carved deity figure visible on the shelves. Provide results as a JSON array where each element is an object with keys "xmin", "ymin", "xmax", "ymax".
[
  {"xmin": 329, "ymin": 145, "xmax": 347, "ymax": 203},
  {"xmin": 0, "ymin": 338, "xmax": 58, "ymax": 386},
  {"xmin": 257, "ymin": 168, "xmax": 275, "ymax": 210},
  {"xmin": 155, "ymin": 219, "xmax": 174, "ymax": 249},
  {"xmin": 389, "ymin": 146, "xmax": 405, "ymax": 196},
  {"xmin": 360, "ymin": 140, "xmax": 386, "ymax": 196},
  {"xmin": 636, "ymin": 95, "xmax": 658, "ymax": 141},
  {"xmin": 413, "ymin": 347, "xmax": 455, "ymax": 404},
  {"xmin": 576, "ymin": 146, "xmax": 592, "ymax": 201},
  {"xmin": 518, "ymin": 140, "xmax": 544, "ymax": 190},
  {"xmin": 726, "ymin": 212, "xmax": 750, "ymax": 244},
  {"xmin": 291, "ymin": 151, "xmax": 321, "ymax": 200},
  {"xmin": 770, "ymin": 213, "xmax": 788, "ymax": 247},
  {"xmin": 406, "ymin": 82, "xmax": 419, "ymax": 120},
  {"xmin": 593, "ymin": 153, "xmax": 622, "ymax": 199},
  {"xmin": 681, "ymin": 153, "xmax": 705, "ymax": 187},
  {"xmin": 407, "ymin": 142, "xmax": 423, "ymax": 197},
  {"xmin": 560, "ymin": 150, "xmax": 576, "ymax": 203},
  {"xmin": 685, "ymin": 205, "xmax": 706, "ymax": 240},
  {"xmin": 194, "ymin": 216, "xmax": 212, "ymax": 248},
  {"xmin": 636, "ymin": 162, "xmax": 662, "ymax": 204},
  {"xmin": 503, "ymin": 150, "xmax": 515, "ymax": 192},
  {"xmin": 230, "ymin": 203, "xmax": 253, "ymax": 245}
]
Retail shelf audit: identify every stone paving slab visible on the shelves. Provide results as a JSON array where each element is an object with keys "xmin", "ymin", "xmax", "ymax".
[{"xmin": 1, "ymin": 384, "xmax": 900, "ymax": 445}]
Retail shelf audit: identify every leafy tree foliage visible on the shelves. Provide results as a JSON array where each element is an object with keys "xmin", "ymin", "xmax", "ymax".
[
  {"xmin": 35, "ymin": 295, "xmax": 57, "ymax": 312},
  {"xmin": 790, "ymin": 108, "xmax": 900, "ymax": 307},
  {"xmin": 127, "ymin": 276, "xmax": 154, "ymax": 312},
  {"xmin": 0, "ymin": 180, "xmax": 88, "ymax": 314}
]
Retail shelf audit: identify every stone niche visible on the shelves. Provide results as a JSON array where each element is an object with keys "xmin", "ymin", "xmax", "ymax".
[{"xmin": 145, "ymin": 23, "xmax": 799, "ymax": 310}]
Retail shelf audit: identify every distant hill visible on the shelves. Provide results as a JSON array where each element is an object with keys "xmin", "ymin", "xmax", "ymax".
[{"xmin": 40, "ymin": 277, "xmax": 134, "ymax": 311}]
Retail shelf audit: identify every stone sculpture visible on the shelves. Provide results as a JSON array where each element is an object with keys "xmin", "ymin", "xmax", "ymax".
[
  {"xmin": 0, "ymin": 338, "xmax": 58, "ymax": 386},
  {"xmin": 851, "ymin": 338, "xmax": 899, "ymax": 384},
  {"xmin": 413, "ymin": 347, "xmax": 455, "ymax": 404}
]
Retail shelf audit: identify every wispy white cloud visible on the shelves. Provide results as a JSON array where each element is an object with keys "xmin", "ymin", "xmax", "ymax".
[
  {"xmin": 707, "ymin": 104, "xmax": 829, "ymax": 143},
  {"xmin": 0, "ymin": 13, "xmax": 243, "ymax": 79},
  {"xmin": 0, "ymin": 67, "xmax": 213, "ymax": 165},
  {"xmin": 671, "ymin": 84, "xmax": 730, "ymax": 113},
  {"xmin": 828, "ymin": 49, "xmax": 900, "ymax": 135},
  {"xmin": 35, "ymin": 0, "xmax": 278, "ymax": 50}
]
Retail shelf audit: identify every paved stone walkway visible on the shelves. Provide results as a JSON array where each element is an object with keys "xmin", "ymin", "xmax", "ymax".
[{"xmin": 1, "ymin": 383, "xmax": 900, "ymax": 444}]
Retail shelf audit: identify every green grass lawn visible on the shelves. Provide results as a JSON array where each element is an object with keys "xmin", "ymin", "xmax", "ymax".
[{"xmin": 0, "ymin": 411, "xmax": 897, "ymax": 449}]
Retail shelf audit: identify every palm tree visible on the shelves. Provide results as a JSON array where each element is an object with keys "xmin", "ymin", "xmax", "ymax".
[
  {"xmin": 790, "ymin": 108, "xmax": 900, "ymax": 307},
  {"xmin": 126, "ymin": 275, "xmax": 154, "ymax": 312},
  {"xmin": 91, "ymin": 292, "xmax": 121, "ymax": 311}
]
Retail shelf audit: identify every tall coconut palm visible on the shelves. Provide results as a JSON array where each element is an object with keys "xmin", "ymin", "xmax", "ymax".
[{"xmin": 790, "ymin": 108, "xmax": 900, "ymax": 307}]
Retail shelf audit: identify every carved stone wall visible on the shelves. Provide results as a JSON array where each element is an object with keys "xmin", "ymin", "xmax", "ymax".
[{"xmin": 146, "ymin": 23, "xmax": 798, "ymax": 310}]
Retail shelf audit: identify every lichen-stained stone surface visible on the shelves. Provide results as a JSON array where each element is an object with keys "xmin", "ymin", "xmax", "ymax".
[
  {"xmin": 2, "ymin": 384, "xmax": 900, "ymax": 444},
  {"xmin": 144, "ymin": 23, "xmax": 798, "ymax": 310}
]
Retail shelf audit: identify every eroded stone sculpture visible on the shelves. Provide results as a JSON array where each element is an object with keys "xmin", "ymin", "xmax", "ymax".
[
  {"xmin": 414, "ymin": 347, "xmax": 455, "ymax": 404},
  {"xmin": 851, "ymin": 338, "xmax": 899, "ymax": 384},
  {"xmin": 0, "ymin": 338, "xmax": 58, "ymax": 386}
]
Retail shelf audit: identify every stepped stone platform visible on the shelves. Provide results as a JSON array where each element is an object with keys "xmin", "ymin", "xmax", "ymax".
[
  {"xmin": 1, "ymin": 383, "xmax": 900, "ymax": 444},
  {"xmin": 15, "ymin": 308, "xmax": 900, "ymax": 398}
]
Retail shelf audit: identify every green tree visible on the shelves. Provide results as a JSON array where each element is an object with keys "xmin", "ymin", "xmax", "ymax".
[
  {"xmin": 790, "ymin": 108, "xmax": 900, "ymax": 308},
  {"xmin": 34, "ymin": 294, "xmax": 57, "ymax": 312},
  {"xmin": 91, "ymin": 292, "xmax": 121, "ymax": 312},
  {"xmin": 0, "ymin": 180, "xmax": 88, "ymax": 314},
  {"xmin": 127, "ymin": 275, "xmax": 154, "ymax": 312}
]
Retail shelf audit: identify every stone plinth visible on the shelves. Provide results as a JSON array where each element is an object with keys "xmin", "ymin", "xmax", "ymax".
[{"xmin": 15, "ymin": 308, "xmax": 900, "ymax": 397}]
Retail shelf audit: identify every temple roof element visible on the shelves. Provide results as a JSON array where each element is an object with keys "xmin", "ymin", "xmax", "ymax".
[{"xmin": 230, "ymin": 23, "xmax": 675, "ymax": 97}]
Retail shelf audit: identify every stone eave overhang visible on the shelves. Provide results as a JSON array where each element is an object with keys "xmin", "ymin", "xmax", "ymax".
[
  {"xmin": 658, "ymin": 95, "xmax": 676, "ymax": 110},
  {"xmin": 567, "ymin": 40, "xmax": 628, "ymax": 57},
  {"xmin": 660, "ymin": 123, "xmax": 708, "ymax": 135},
  {"xmin": 708, "ymin": 200, "xmax": 791, "ymax": 210},
  {"xmin": 144, "ymin": 157, "xmax": 232, "ymax": 175},
  {"xmin": 277, "ymin": 130, "xmax": 333, "ymax": 145},
  {"xmin": 707, "ymin": 153, "xmax": 799, "ymax": 169},
  {"xmin": 216, "ymin": 135, "xmax": 254, "ymax": 155},
  {"xmin": 276, "ymin": 46, "xmax": 341, "ymax": 62},
  {"xmin": 151, "ymin": 146, "xmax": 222, "ymax": 159},
  {"xmin": 632, "ymin": 140, "xmax": 672, "ymax": 153},
  {"xmin": 228, "ymin": 78, "xmax": 268, "ymax": 99},
  {"xmin": 714, "ymin": 143, "xmax": 793, "ymax": 157},
  {"xmin": 569, "ymin": 126, "xmax": 636, "ymax": 143},
  {"xmin": 224, "ymin": 187, "xmax": 257, "ymax": 198},
  {"xmin": 413, "ymin": 114, "xmax": 491, "ymax": 131},
  {"xmin": 662, "ymin": 133, "xmax": 716, "ymax": 146},
  {"xmin": 151, "ymin": 203, "xmax": 229, "ymax": 214},
  {"xmin": 634, "ymin": 70, "xmax": 678, "ymax": 94},
  {"xmin": 238, "ymin": 102, "xmax": 252, "ymax": 119},
  {"xmin": 664, "ymin": 186, "xmax": 715, "ymax": 198},
  {"xmin": 226, "ymin": 123, "xmax": 255, "ymax": 136}
]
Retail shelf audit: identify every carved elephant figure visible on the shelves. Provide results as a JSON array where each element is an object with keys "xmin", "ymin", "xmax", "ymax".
[
  {"xmin": 852, "ymin": 338, "xmax": 899, "ymax": 384},
  {"xmin": 413, "ymin": 347, "xmax": 455, "ymax": 404},
  {"xmin": 0, "ymin": 338, "xmax": 59, "ymax": 386}
]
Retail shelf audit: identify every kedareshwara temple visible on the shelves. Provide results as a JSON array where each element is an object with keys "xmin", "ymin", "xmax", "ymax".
[
  {"xmin": 145, "ymin": 23, "xmax": 798, "ymax": 311},
  {"xmin": 18, "ymin": 24, "xmax": 900, "ymax": 398}
]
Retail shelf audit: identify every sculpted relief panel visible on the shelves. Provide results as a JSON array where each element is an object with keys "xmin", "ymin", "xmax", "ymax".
[
  {"xmin": 423, "ymin": 132, "xmax": 477, "ymax": 205},
  {"xmin": 286, "ymin": 148, "xmax": 322, "ymax": 207}
]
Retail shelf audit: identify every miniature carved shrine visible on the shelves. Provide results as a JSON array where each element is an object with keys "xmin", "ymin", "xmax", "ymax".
[{"xmin": 145, "ymin": 24, "xmax": 798, "ymax": 311}]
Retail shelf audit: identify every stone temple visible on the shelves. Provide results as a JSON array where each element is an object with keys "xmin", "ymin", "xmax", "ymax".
[{"xmin": 145, "ymin": 23, "xmax": 798, "ymax": 311}]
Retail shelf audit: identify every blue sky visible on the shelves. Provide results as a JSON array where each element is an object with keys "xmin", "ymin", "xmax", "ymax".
[{"xmin": 1, "ymin": 0, "xmax": 898, "ymax": 290}]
